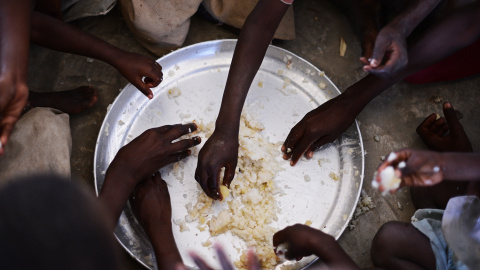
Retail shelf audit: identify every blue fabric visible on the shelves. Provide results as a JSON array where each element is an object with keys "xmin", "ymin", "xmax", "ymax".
[{"xmin": 411, "ymin": 209, "xmax": 469, "ymax": 270}]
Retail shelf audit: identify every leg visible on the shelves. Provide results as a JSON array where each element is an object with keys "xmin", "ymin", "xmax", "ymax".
[
  {"xmin": 27, "ymin": 86, "xmax": 98, "ymax": 114},
  {"xmin": 371, "ymin": 221, "xmax": 436, "ymax": 270},
  {"xmin": 0, "ymin": 108, "xmax": 72, "ymax": 185}
]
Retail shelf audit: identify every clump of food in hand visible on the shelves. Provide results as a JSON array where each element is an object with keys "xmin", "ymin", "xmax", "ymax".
[
  {"xmin": 372, "ymin": 166, "xmax": 401, "ymax": 195},
  {"xmin": 219, "ymin": 185, "xmax": 230, "ymax": 200},
  {"xmin": 275, "ymin": 243, "xmax": 289, "ymax": 261}
]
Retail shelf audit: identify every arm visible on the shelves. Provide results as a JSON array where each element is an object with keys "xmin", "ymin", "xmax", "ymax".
[
  {"xmin": 30, "ymin": 11, "xmax": 162, "ymax": 98},
  {"xmin": 283, "ymin": 2, "xmax": 480, "ymax": 165},
  {"xmin": 0, "ymin": 0, "xmax": 32, "ymax": 154},
  {"xmin": 195, "ymin": 0, "xmax": 290, "ymax": 199},
  {"xmin": 364, "ymin": 0, "xmax": 442, "ymax": 77},
  {"xmin": 99, "ymin": 123, "xmax": 200, "ymax": 228},
  {"xmin": 273, "ymin": 224, "xmax": 360, "ymax": 269}
]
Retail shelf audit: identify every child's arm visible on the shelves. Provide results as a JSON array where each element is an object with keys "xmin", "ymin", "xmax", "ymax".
[
  {"xmin": 30, "ymin": 11, "xmax": 163, "ymax": 98},
  {"xmin": 130, "ymin": 173, "xmax": 183, "ymax": 269},
  {"xmin": 99, "ymin": 123, "xmax": 200, "ymax": 228},
  {"xmin": 283, "ymin": 2, "xmax": 480, "ymax": 165},
  {"xmin": 364, "ymin": 0, "xmax": 442, "ymax": 77},
  {"xmin": 0, "ymin": 0, "xmax": 32, "ymax": 154},
  {"xmin": 195, "ymin": 0, "xmax": 290, "ymax": 200},
  {"xmin": 273, "ymin": 224, "xmax": 360, "ymax": 269}
]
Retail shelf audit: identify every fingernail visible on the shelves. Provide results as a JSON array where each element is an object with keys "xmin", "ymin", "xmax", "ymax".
[
  {"xmin": 148, "ymin": 94, "xmax": 153, "ymax": 99},
  {"xmin": 370, "ymin": 59, "xmax": 377, "ymax": 66},
  {"xmin": 281, "ymin": 145, "xmax": 285, "ymax": 151},
  {"xmin": 283, "ymin": 154, "xmax": 287, "ymax": 160},
  {"xmin": 307, "ymin": 152, "xmax": 313, "ymax": 158},
  {"xmin": 444, "ymin": 102, "xmax": 452, "ymax": 109},
  {"xmin": 290, "ymin": 161, "xmax": 294, "ymax": 166}
]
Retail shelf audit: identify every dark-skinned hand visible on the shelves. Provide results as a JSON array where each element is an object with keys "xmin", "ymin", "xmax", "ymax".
[
  {"xmin": 195, "ymin": 130, "xmax": 238, "ymax": 200},
  {"xmin": 0, "ymin": 74, "xmax": 29, "ymax": 155},
  {"xmin": 112, "ymin": 51, "xmax": 163, "ymax": 99},
  {"xmin": 108, "ymin": 123, "xmax": 200, "ymax": 186},
  {"xmin": 130, "ymin": 172, "xmax": 172, "ymax": 231},
  {"xmin": 273, "ymin": 224, "xmax": 332, "ymax": 261},
  {"xmin": 375, "ymin": 149, "xmax": 445, "ymax": 192},
  {"xmin": 362, "ymin": 24, "xmax": 408, "ymax": 79},
  {"xmin": 282, "ymin": 95, "xmax": 356, "ymax": 166}
]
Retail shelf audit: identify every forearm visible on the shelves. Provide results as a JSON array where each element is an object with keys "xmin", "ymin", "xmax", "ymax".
[
  {"xmin": 388, "ymin": 0, "xmax": 442, "ymax": 37},
  {"xmin": 30, "ymin": 11, "xmax": 124, "ymax": 67},
  {"xmin": 311, "ymin": 234, "xmax": 360, "ymax": 269},
  {"xmin": 0, "ymin": 0, "xmax": 32, "ymax": 80},
  {"xmin": 215, "ymin": 0, "xmax": 289, "ymax": 130},
  {"xmin": 99, "ymin": 169, "xmax": 137, "ymax": 230},
  {"xmin": 146, "ymin": 224, "xmax": 183, "ymax": 269},
  {"xmin": 441, "ymin": 153, "xmax": 480, "ymax": 181}
]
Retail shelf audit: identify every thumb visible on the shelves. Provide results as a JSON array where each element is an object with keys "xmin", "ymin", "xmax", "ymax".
[
  {"xmin": 370, "ymin": 35, "xmax": 389, "ymax": 67},
  {"xmin": 442, "ymin": 102, "xmax": 461, "ymax": 129}
]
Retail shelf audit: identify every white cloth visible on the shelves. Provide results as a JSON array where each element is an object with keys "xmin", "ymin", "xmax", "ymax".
[{"xmin": 0, "ymin": 108, "xmax": 72, "ymax": 185}]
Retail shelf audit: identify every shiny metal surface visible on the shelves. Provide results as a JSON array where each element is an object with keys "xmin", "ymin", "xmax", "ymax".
[{"xmin": 94, "ymin": 40, "xmax": 364, "ymax": 269}]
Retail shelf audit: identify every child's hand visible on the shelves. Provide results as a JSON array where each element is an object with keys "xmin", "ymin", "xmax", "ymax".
[
  {"xmin": 108, "ymin": 123, "xmax": 200, "ymax": 186},
  {"xmin": 363, "ymin": 24, "xmax": 408, "ymax": 79},
  {"xmin": 273, "ymin": 224, "xmax": 332, "ymax": 261},
  {"xmin": 375, "ymin": 149, "xmax": 445, "ymax": 191},
  {"xmin": 130, "ymin": 172, "xmax": 172, "ymax": 230},
  {"xmin": 0, "ymin": 74, "xmax": 29, "ymax": 155},
  {"xmin": 416, "ymin": 102, "xmax": 473, "ymax": 153},
  {"xmin": 282, "ymin": 95, "xmax": 356, "ymax": 166},
  {"xmin": 188, "ymin": 244, "xmax": 260, "ymax": 270},
  {"xmin": 113, "ymin": 52, "xmax": 163, "ymax": 99},
  {"xmin": 195, "ymin": 130, "xmax": 238, "ymax": 200}
]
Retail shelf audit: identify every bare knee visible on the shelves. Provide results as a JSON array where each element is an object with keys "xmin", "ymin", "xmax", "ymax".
[{"xmin": 371, "ymin": 221, "xmax": 411, "ymax": 267}]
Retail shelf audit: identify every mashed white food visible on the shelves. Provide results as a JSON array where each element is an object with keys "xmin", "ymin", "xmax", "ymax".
[{"xmin": 184, "ymin": 114, "xmax": 284, "ymax": 269}]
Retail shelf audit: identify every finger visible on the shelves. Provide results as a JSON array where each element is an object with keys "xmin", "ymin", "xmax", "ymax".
[
  {"xmin": 163, "ymin": 150, "xmax": 191, "ymax": 165},
  {"xmin": 247, "ymin": 249, "xmax": 261, "ymax": 270},
  {"xmin": 443, "ymin": 102, "xmax": 462, "ymax": 130},
  {"xmin": 272, "ymin": 229, "xmax": 286, "ymax": 247},
  {"xmin": 438, "ymin": 122, "xmax": 450, "ymax": 137},
  {"xmin": 290, "ymin": 136, "xmax": 316, "ymax": 166},
  {"xmin": 214, "ymin": 243, "xmax": 235, "ymax": 270},
  {"xmin": 370, "ymin": 35, "xmax": 389, "ymax": 68},
  {"xmin": 189, "ymin": 251, "xmax": 214, "ymax": 270},
  {"xmin": 282, "ymin": 127, "xmax": 303, "ymax": 160},
  {"xmin": 207, "ymin": 166, "xmax": 221, "ymax": 200},
  {"xmin": 431, "ymin": 117, "xmax": 446, "ymax": 133},
  {"xmin": 144, "ymin": 70, "xmax": 163, "ymax": 88},
  {"xmin": 306, "ymin": 136, "xmax": 332, "ymax": 159},
  {"xmin": 416, "ymin": 113, "xmax": 437, "ymax": 135},
  {"xmin": 134, "ymin": 78, "xmax": 154, "ymax": 99},
  {"xmin": 166, "ymin": 123, "xmax": 198, "ymax": 141},
  {"xmin": 195, "ymin": 167, "xmax": 212, "ymax": 198},
  {"xmin": 223, "ymin": 163, "xmax": 236, "ymax": 188},
  {"xmin": 0, "ymin": 116, "xmax": 18, "ymax": 155},
  {"xmin": 359, "ymin": 57, "xmax": 369, "ymax": 65},
  {"xmin": 170, "ymin": 136, "xmax": 201, "ymax": 153},
  {"xmin": 156, "ymin": 124, "xmax": 181, "ymax": 134}
]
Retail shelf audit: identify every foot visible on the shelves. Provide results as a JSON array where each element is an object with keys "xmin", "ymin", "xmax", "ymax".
[
  {"xmin": 416, "ymin": 102, "xmax": 472, "ymax": 153},
  {"xmin": 28, "ymin": 86, "xmax": 98, "ymax": 114}
]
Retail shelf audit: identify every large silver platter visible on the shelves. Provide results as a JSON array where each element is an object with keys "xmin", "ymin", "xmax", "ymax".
[{"xmin": 94, "ymin": 40, "xmax": 364, "ymax": 269}]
